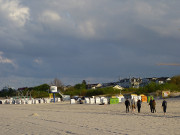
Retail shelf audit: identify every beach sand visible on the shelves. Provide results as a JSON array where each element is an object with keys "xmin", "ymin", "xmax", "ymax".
[{"xmin": 0, "ymin": 98, "xmax": 179, "ymax": 135}]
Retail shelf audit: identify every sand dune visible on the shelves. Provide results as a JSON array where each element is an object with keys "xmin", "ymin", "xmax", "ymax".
[{"xmin": 0, "ymin": 98, "xmax": 179, "ymax": 135}]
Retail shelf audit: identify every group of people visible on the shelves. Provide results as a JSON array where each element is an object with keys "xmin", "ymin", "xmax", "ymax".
[
  {"xmin": 149, "ymin": 98, "xmax": 157, "ymax": 113},
  {"xmin": 125, "ymin": 98, "xmax": 167, "ymax": 115}
]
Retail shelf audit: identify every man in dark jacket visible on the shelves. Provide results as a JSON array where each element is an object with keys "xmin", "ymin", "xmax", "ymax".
[
  {"xmin": 125, "ymin": 98, "xmax": 130, "ymax": 113},
  {"xmin": 137, "ymin": 99, "xmax": 141, "ymax": 113},
  {"xmin": 162, "ymin": 99, "xmax": 167, "ymax": 115},
  {"xmin": 149, "ymin": 98, "xmax": 153, "ymax": 113}
]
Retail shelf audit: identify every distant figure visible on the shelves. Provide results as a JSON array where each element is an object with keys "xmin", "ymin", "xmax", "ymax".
[
  {"xmin": 79, "ymin": 99, "xmax": 83, "ymax": 104},
  {"xmin": 99, "ymin": 102, "xmax": 105, "ymax": 105},
  {"xmin": 131, "ymin": 98, "xmax": 136, "ymax": 112},
  {"xmin": 125, "ymin": 98, "xmax": 130, "ymax": 113},
  {"xmin": 149, "ymin": 98, "xmax": 153, "ymax": 113},
  {"xmin": 61, "ymin": 97, "xmax": 64, "ymax": 102},
  {"xmin": 137, "ymin": 99, "xmax": 141, "ymax": 113},
  {"xmin": 162, "ymin": 99, "xmax": 167, "ymax": 115},
  {"xmin": 152, "ymin": 100, "xmax": 156, "ymax": 113}
]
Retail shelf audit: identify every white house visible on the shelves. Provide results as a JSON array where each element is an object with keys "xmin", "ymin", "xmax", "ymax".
[
  {"xmin": 117, "ymin": 77, "xmax": 142, "ymax": 88},
  {"xmin": 156, "ymin": 77, "xmax": 171, "ymax": 84}
]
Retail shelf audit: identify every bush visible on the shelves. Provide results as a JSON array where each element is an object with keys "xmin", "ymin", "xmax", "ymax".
[
  {"xmin": 86, "ymin": 89, "xmax": 104, "ymax": 97},
  {"xmin": 0, "ymin": 88, "xmax": 16, "ymax": 97},
  {"xmin": 31, "ymin": 90, "xmax": 49, "ymax": 98},
  {"xmin": 170, "ymin": 75, "xmax": 180, "ymax": 85},
  {"xmin": 33, "ymin": 84, "xmax": 49, "ymax": 91}
]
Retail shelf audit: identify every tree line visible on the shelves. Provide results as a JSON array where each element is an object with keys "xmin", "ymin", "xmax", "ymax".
[
  {"xmin": 64, "ymin": 75, "xmax": 180, "ymax": 97},
  {"xmin": 1, "ymin": 75, "xmax": 180, "ymax": 98}
]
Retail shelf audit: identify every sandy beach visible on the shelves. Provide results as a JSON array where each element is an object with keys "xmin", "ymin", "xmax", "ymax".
[{"xmin": 0, "ymin": 98, "xmax": 180, "ymax": 135}]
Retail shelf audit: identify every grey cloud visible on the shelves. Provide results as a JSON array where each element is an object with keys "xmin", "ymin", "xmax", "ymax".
[{"xmin": 0, "ymin": 0, "xmax": 180, "ymax": 89}]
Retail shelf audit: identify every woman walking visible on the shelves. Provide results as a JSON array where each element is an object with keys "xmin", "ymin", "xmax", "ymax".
[
  {"xmin": 131, "ymin": 98, "xmax": 136, "ymax": 112},
  {"xmin": 152, "ymin": 100, "xmax": 156, "ymax": 113}
]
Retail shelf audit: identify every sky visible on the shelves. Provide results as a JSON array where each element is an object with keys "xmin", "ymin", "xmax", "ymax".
[{"xmin": 0, "ymin": 0, "xmax": 180, "ymax": 89}]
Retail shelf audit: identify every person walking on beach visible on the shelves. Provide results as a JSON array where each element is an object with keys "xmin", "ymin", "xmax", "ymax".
[
  {"xmin": 149, "ymin": 98, "xmax": 153, "ymax": 113},
  {"xmin": 152, "ymin": 100, "xmax": 156, "ymax": 113},
  {"xmin": 162, "ymin": 99, "xmax": 167, "ymax": 115},
  {"xmin": 137, "ymin": 99, "xmax": 141, "ymax": 113},
  {"xmin": 131, "ymin": 98, "xmax": 136, "ymax": 112},
  {"xmin": 125, "ymin": 98, "xmax": 130, "ymax": 113}
]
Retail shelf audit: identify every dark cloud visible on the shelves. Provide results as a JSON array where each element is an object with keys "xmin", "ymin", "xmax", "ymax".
[{"xmin": 0, "ymin": 0, "xmax": 180, "ymax": 89}]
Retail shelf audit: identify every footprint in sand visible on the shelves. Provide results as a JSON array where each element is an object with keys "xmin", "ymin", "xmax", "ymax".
[{"xmin": 30, "ymin": 113, "xmax": 39, "ymax": 117}]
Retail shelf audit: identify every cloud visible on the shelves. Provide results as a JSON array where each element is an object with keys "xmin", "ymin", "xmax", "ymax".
[
  {"xmin": 0, "ymin": 51, "xmax": 16, "ymax": 67},
  {"xmin": 39, "ymin": 10, "xmax": 61, "ymax": 23},
  {"xmin": 0, "ymin": 0, "xmax": 180, "ymax": 89},
  {"xmin": 0, "ymin": 0, "xmax": 30, "ymax": 50},
  {"xmin": 0, "ymin": 56, "xmax": 12, "ymax": 64},
  {"xmin": 134, "ymin": 1, "xmax": 167, "ymax": 18},
  {"xmin": 0, "ymin": 0, "xmax": 30, "ymax": 27},
  {"xmin": 157, "ymin": 63, "xmax": 180, "ymax": 66},
  {"xmin": 78, "ymin": 20, "xmax": 96, "ymax": 37},
  {"xmin": 34, "ymin": 58, "xmax": 43, "ymax": 65},
  {"xmin": 132, "ymin": 1, "xmax": 180, "ymax": 37}
]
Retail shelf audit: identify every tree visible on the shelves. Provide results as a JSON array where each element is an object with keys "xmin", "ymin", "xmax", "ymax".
[
  {"xmin": 74, "ymin": 84, "xmax": 81, "ymax": 90},
  {"xmin": 33, "ymin": 84, "xmax": 49, "ymax": 91},
  {"xmin": 0, "ymin": 88, "xmax": 16, "ymax": 97},
  {"xmin": 82, "ymin": 80, "xmax": 87, "ymax": 85},
  {"xmin": 74, "ymin": 80, "xmax": 87, "ymax": 90},
  {"xmin": 50, "ymin": 78, "xmax": 64, "ymax": 91},
  {"xmin": 50, "ymin": 78, "xmax": 63, "ymax": 87},
  {"xmin": 81, "ymin": 80, "xmax": 87, "ymax": 89},
  {"xmin": 170, "ymin": 75, "xmax": 180, "ymax": 86}
]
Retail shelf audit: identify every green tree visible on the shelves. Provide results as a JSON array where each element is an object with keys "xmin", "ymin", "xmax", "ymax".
[
  {"xmin": 74, "ymin": 80, "xmax": 87, "ymax": 90},
  {"xmin": 74, "ymin": 84, "xmax": 81, "ymax": 90},
  {"xmin": 82, "ymin": 80, "xmax": 86, "ymax": 85},
  {"xmin": 0, "ymin": 87, "xmax": 16, "ymax": 97},
  {"xmin": 33, "ymin": 84, "xmax": 49, "ymax": 91},
  {"xmin": 170, "ymin": 75, "xmax": 180, "ymax": 86},
  {"xmin": 81, "ymin": 80, "xmax": 87, "ymax": 89}
]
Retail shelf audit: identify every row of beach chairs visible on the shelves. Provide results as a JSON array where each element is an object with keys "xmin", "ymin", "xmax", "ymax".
[
  {"xmin": 71, "ymin": 97, "xmax": 109, "ymax": 104},
  {"xmin": 0, "ymin": 98, "xmax": 61, "ymax": 105}
]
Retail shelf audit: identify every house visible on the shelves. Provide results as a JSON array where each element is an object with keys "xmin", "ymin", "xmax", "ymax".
[
  {"xmin": 131, "ymin": 77, "xmax": 142, "ymax": 88},
  {"xmin": 139, "ymin": 77, "xmax": 171, "ymax": 87},
  {"xmin": 86, "ymin": 83, "xmax": 99, "ymax": 89},
  {"xmin": 113, "ymin": 85, "xmax": 124, "ymax": 90},
  {"xmin": 117, "ymin": 78, "xmax": 131, "ymax": 88},
  {"xmin": 87, "ymin": 82, "xmax": 117, "ymax": 89},
  {"xmin": 85, "ymin": 76, "xmax": 171, "ymax": 90},
  {"xmin": 102, "ymin": 82, "xmax": 116, "ymax": 87},
  {"xmin": 18, "ymin": 87, "xmax": 28, "ymax": 91},
  {"xmin": 96, "ymin": 83, "xmax": 102, "ymax": 88},
  {"xmin": 156, "ymin": 77, "xmax": 171, "ymax": 84},
  {"xmin": 117, "ymin": 77, "xmax": 142, "ymax": 88},
  {"xmin": 91, "ymin": 83, "xmax": 103, "ymax": 89},
  {"xmin": 139, "ymin": 77, "xmax": 157, "ymax": 87}
]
